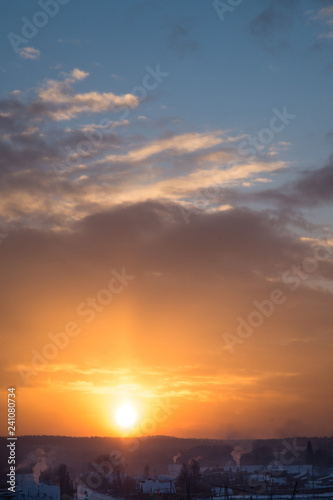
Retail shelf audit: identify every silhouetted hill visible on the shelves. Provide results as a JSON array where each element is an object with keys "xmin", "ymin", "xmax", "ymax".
[{"xmin": 1, "ymin": 435, "xmax": 333, "ymax": 480}]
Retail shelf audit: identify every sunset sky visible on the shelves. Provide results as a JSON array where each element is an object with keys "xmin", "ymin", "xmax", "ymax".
[{"xmin": 1, "ymin": 0, "xmax": 333, "ymax": 439}]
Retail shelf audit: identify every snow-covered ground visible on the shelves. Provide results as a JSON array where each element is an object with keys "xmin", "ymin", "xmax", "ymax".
[{"xmin": 8, "ymin": 474, "xmax": 60, "ymax": 499}]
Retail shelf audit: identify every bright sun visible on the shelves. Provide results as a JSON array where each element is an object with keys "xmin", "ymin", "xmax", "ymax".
[{"xmin": 116, "ymin": 402, "xmax": 137, "ymax": 428}]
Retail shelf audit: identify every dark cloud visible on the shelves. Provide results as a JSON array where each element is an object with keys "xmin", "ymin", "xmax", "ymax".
[
  {"xmin": 309, "ymin": 38, "xmax": 333, "ymax": 56},
  {"xmin": 167, "ymin": 24, "xmax": 198, "ymax": 57},
  {"xmin": 294, "ymin": 159, "xmax": 333, "ymax": 203},
  {"xmin": 1, "ymin": 201, "xmax": 332, "ymax": 369},
  {"xmin": 208, "ymin": 156, "xmax": 333, "ymax": 210},
  {"xmin": 2, "ymin": 200, "xmax": 330, "ymax": 290},
  {"xmin": 248, "ymin": 1, "xmax": 299, "ymax": 52},
  {"xmin": 0, "ymin": 87, "xmax": 126, "ymax": 179},
  {"xmin": 260, "ymin": 158, "xmax": 333, "ymax": 207}
]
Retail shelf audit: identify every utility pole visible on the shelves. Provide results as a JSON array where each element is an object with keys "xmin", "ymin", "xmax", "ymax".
[{"xmin": 291, "ymin": 481, "xmax": 297, "ymax": 500}]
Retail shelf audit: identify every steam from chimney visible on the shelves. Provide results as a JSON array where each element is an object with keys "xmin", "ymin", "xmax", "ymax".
[
  {"xmin": 32, "ymin": 456, "xmax": 48, "ymax": 484},
  {"xmin": 231, "ymin": 444, "xmax": 252, "ymax": 466},
  {"xmin": 173, "ymin": 452, "xmax": 181, "ymax": 464},
  {"xmin": 17, "ymin": 448, "xmax": 52, "ymax": 484}
]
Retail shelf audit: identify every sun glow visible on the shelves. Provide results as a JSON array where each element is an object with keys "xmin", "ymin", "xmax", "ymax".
[{"xmin": 116, "ymin": 402, "xmax": 137, "ymax": 428}]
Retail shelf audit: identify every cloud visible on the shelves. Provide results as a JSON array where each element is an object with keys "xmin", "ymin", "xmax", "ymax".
[
  {"xmin": 105, "ymin": 131, "xmax": 227, "ymax": 163},
  {"xmin": 0, "ymin": 66, "xmax": 328, "ymax": 238},
  {"xmin": 308, "ymin": 5, "xmax": 333, "ymax": 38},
  {"xmin": 309, "ymin": 5, "xmax": 333, "ymax": 22},
  {"xmin": 57, "ymin": 38, "xmax": 85, "ymax": 44},
  {"xmin": 235, "ymin": 156, "xmax": 333, "ymax": 209},
  {"xmin": 79, "ymin": 120, "xmax": 130, "ymax": 133},
  {"xmin": 292, "ymin": 159, "xmax": 333, "ymax": 203},
  {"xmin": 37, "ymin": 69, "xmax": 139, "ymax": 120},
  {"xmin": 249, "ymin": 1, "xmax": 299, "ymax": 52},
  {"xmin": 2, "ymin": 200, "xmax": 330, "ymax": 292},
  {"xmin": 68, "ymin": 68, "xmax": 89, "ymax": 80},
  {"xmin": 1, "ymin": 80, "xmax": 284, "ymax": 228},
  {"xmin": 167, "ymin": 24, "xmax": 198, "ymax": 57},
  {"xmin": 19, "ymin": 47, "xmax": 40, "ymax": 60}
]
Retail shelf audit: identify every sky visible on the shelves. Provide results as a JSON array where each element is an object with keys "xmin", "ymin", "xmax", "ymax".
[{"xmin": 0, "ymin": 0, "xmax": 333, "ymax": 439}]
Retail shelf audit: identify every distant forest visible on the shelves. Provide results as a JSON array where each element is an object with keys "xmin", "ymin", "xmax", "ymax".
[{"xmin": 1, "ymin": 435, "xmax": 333, "ymax": 481}]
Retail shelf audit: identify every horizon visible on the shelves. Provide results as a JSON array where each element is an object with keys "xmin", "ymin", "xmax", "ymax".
[
  {"xmin": 1, "ymin": 0, "xmax": 333, "ymax": 441},
  {"xmin": 1, "ymin": 434, "xmax": 332, "ymax": 441}
]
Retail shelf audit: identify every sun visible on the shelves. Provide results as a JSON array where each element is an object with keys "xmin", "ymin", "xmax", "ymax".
[{"xmin": 116, "ymin": 402, "xmax": 137, "ymax": 428}]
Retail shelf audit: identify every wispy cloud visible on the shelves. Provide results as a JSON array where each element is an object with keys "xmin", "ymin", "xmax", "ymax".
[
  {"xmin": 37, "ymin": 69, "xmax": 139, "ymax": 121},
  {"xmin": 249, "ymin": 1, "xmax": 299, "ymax": 52},
  {"xmin": 105, "ymin": 131, "xmax": 226, "ymax": 163},
  {"xmin": 57, "ymin": 38, "xmax": 86, "ymax": 45},
  {"xmin": 19, "ymin": 46, "xmax": 40, "ymax": 60},
  {"xmin": 308, "ymin": 6, "xmax": 333, "ymax": 38}
]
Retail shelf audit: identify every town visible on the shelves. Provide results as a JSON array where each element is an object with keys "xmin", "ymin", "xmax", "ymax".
[{"xmin": 1, "ymin": 437, "xmax": 333, "ymax": 500}]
